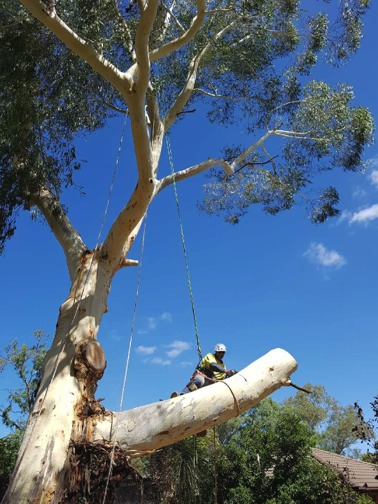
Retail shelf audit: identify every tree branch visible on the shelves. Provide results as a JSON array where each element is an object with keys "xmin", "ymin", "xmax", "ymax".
[
  {"xmin": 30, "ymin": 187, "xmax": 86, "ymax": 282},
  {"xmin": 231, "ymin": 128, "xmax": 281, "ymax": 171},
  {"xmin": 157, "ymin": 127, "xmax": 281, "ymax": 194},
  {"xmin": 146, "ymin": 90, "xmax": 164, "ymax": 177},
  {"xmin": 157, "ymin": 157, "xmax": 233, "ymax": 194},
  {"xmin": 92, "ymin": 349, "xmax": 298, "ymax": 452},
  {"xmin": 19, "ymin": 0, "xmax": 132, "ymax": 97},
  {"xmin": 161, "ymin": 1, "xmax": 186, "ymax": 34},
  {"xmin": 163, "ymin": 19, "xmax": 237, "ymax": 130},
  {"xmin": 274, "ymin": 130, "xmax": 330, "ymax": 140},
  {"xmin": 101, "ymin": 182, "xmax": 152, "ymax": 269},
  {"xmin": 193, "ymin": 87, "xmax": 248, "ymax": 102},
  {"xmin": 149, "ymin": 0, "xmax": 207, "ymax": 63},
  {"xmin": 133, "ymin": 0, "xmax": 159, "ymax": 93}
]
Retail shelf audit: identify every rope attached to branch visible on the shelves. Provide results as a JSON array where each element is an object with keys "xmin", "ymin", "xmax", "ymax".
[
  {"xmin": 25, "ymin": 116, "xmax": 129, "ymax": 494},
  {"xmin": 166, "ymin": 135, "xmax": 202, "ymax": 361},
  {"xmin": 102, "ymin": 213, "xmax": 148, "ymax": 504}
]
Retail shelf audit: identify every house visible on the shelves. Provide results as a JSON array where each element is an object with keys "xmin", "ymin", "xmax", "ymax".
[{"xmin": 311, "ymin": 448, "xmax": 378, "ymax": 503}]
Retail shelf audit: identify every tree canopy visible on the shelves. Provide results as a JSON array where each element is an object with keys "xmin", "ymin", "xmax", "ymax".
[
  {"xmin": 0, "ymin": 1, "xmax": 376, "ymax": 502},
  {"xmin": 0, "ymin": 0, "xmax": 374, "ymax": 254}
]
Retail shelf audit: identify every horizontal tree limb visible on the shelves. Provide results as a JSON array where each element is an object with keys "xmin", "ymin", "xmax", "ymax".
[{"xmin": 92, "ymin": 348, "xmax": 298, "ymax": 454}]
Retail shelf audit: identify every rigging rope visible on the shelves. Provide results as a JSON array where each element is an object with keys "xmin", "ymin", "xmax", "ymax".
[
  {"xmin": 38, "ymin": 115, "xmax": 129, "ymax": 415},
  {"xmin": 21, "ymin": 116, "xmax": 129, "ymax": 493},
  {"xmin": 102, "ymin": 213, "xmax": 148, "ymax": 504},
  {"xmin": 166, "ymin": 135, "xmax": 202, "ymax": 361}
]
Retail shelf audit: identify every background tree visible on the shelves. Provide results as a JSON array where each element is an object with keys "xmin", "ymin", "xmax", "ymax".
[
  {"xmin": 139, "ymin": 396, "xmax": 375, "ymax": 503},
  {"xmin": 145, "ymin": 436, "xmax": 213, "ymax": 503},
  {"xmin": 0, "ymin": 0, "xmax": 374, "ymax": 502},
  {"xmin": 355, "ymin": 397, "xmax": 378, "ymax": 464},
  {"xmin": 283, "ymin": 384, "xmax": 371, "ymax": 455},
  {"xmin": 0, "ymin": 431, "xmax": 23, "ymax": 501},
  {"xmin": 212, "ymin": 400, "xmax": 373, "ymax": 504},
  {"xmin": 0, "ymin": 331, "xmax": 47, "ymax": 500},
  {"xmin": 0, "ymin": 330, "xmax": 48, "ymax": 431}
]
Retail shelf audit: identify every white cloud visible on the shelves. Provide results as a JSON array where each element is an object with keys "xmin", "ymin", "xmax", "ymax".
[
  {"xmin": 160, "ymin": 312, "xmax": 173, "ymax": 322},
  {"xmin": 147, "ymin": 317, "xmax": 157, "ymax": 330},
  {"xmin": 135, "ymin": 345, "xmax": 156, "ymax": 355},
  {"xmin": 337, "ymin": 210, "xmax": 353, "ymax": 225},
  {"xmin": 304, "ymin": 242, "xmax": 347, "ymax": 269},
  {"xmin": 180, "ymin": 361, "xmax": 194, "ymax": 368},
  {"xmin": 350, "ymin": 204, "xmax": 378, "ymax": 224},
  {"xmin": 139, "ymin": 313, "xmax": 172, "ymax": 334},
  {"xmin": 369, "ymin": 170, "xmax": 378, "ymax": 189},
  {"xmin": 166, "ymin": 340, "xmax": 190, "ymax": 358},
  {"xmin": 151, "ymin": 357, "xmax": 171, "ymax": 366},
  {"xmin": 341, "ymin": 203, "xmax": 378, "ymax": 226},
  {"xmin": 352, "ymin": 186, "xmax": 367, "ymax": 199}
]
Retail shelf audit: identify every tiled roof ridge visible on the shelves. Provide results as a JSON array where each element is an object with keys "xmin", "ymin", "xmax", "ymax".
[
  {"xmin": 311, "ymin": 447, "xmax": 378, "ymax": 469},
  {"xmin": 311, "ymin": 447, "xmax": 378, "ymax": 492}
]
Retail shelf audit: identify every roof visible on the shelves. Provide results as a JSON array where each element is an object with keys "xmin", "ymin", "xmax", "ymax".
[{"xmin": 311, "ymin": 448, "xmax": 378, "ymax": 491}]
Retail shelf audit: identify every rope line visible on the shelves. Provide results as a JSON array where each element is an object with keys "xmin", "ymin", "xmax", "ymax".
[
  {"xmin": 219, "ymin": 380, "xmax": 241, "ymax": 416},
  {"xmin": 166, "ymin": 135, "xmax": 202, "ymax": 361},
  {"xmin": 23, "ymin": 116, "xmax": 128, "ymax": 493},
  {"xmin": 39, "ymin": 115, "xmax": 129, "ymax": 415},
  {"xmin": 102, "ymin": 213, "xmax": 148, "ymax": 504},
  {"xmin": 213, "ymin": 426, "xmax": 219, "ymax": 504}
]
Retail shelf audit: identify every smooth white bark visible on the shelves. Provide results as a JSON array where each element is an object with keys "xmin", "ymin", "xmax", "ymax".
[
  {"xmin": 92, "ymin": 348, "xmax": 298, "ymax": 454},
  {"xmin": 19, "ymin": 0, "xmax": 132, "ymax": 96},
  {"xmin": 6, "ymin": 4, "xmax": 307, "ymax": 503},
  {"xmin": 3, "ymin": 255, "xmax": 112, "ymax": 503}
]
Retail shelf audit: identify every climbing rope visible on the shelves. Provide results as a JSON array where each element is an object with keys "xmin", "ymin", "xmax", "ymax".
[
  {"xmin": 19, "ymin": 116, "xmax": 129, "ymax": 493},
  {"xmin": 166, "ymin": 135, "xmax": 202, "ymax": 361},
  {"xmin": 102, "ymin": 213, "xmax": 148, "ymax": 504},
  {"xmin": 39, "ymin": 115, "xmax": 129, "ymax": 414},
  {"xmin": 213, "ymin": 426, "xmax": 219, "ymax": 504}
]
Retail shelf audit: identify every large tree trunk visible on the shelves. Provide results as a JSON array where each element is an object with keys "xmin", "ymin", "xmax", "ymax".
[
  {"xmin": 3, "ymin": 273, "xmax": 298, "ymax": 504},
  {"xmin": 2, "ymin": 250, "xmax": 111, "ymax": 504}
]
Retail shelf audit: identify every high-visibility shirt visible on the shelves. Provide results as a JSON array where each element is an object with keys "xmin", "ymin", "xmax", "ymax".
[{"xmin": 197, "ymin": 352, "xmax": 226, "ymax": 380}]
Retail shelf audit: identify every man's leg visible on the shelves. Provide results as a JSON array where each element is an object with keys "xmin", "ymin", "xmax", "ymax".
[{"xmin": 181, "ymin": 373, "xmax": 205, "ymax": 394}]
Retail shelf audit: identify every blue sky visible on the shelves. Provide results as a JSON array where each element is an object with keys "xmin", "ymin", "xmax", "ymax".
[{"xmin": 1, "ymin": 3, "xmax": 377, "ymax": 442}]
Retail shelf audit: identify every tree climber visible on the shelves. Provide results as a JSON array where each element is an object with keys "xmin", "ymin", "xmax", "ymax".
[{"xmin": 180, "ymin": 343, "xmax": 237, "ymax": 395}]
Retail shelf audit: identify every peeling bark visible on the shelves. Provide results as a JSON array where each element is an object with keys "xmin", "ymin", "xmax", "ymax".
[{"xmin": 2, "ymin": 254, "xmax": 112, "ymax": 504}]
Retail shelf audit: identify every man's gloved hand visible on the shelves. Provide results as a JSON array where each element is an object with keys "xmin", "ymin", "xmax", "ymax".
[{"xmin": 226, "ymin": 369, "xmax": 237, "ymax": 377}]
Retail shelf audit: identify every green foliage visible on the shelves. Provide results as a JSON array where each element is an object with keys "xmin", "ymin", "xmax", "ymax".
[
  {"xmin": 145, "ymin": 395, "xmax": 373, "ymax": 503},
  {"xmin": 214, "ymin": 400, "xmax": 365, "ymax": 504},
  {"xmin": 0, "ymin": 331, "xmax": 48, "ymax": 498},
  {"xmin": 0, "ymin": 3, "xmax": 115, "ymax": 253},
  {"xmin": 283, "ymin": 384, "xmax": 337, "ymax": 431},
  {"xmin": 0, "ymin": 0, "xmax": 374, "ymax": 252},
  {"xmin": 0, "ymin": 430, "xmax": 23, "ymax": 500},
  {"xmin": 0, "ymin": 330, "xmax": 48, "ymax": 431},
  {"xmin": 354, "ymin": 396, "xmax": 378, "ymax": 464},
  {"xmin": 283, "ymin": 384, "xmax": 372, "ymax": 455},
  {"xmin": 146, "ymin": 436, "xmax": 214, "ymax": 503},
  {"xmin": 201, "ymin": 79, "xmax": 374, "ymax": 224}
]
